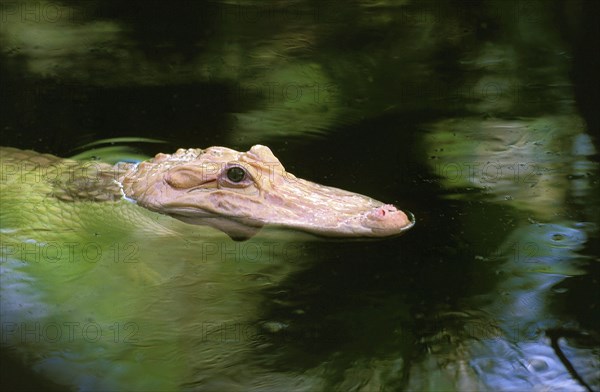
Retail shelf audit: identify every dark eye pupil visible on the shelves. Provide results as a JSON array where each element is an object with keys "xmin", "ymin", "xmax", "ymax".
[{"xmin": 227, "ymin": 167, "xmax": 246, "ymax": 182}]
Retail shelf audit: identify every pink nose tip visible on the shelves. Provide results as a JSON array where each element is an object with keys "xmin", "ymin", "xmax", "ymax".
[{"xmin": 366, "ymin": 204, "xmax": 414, "ymax": 231}]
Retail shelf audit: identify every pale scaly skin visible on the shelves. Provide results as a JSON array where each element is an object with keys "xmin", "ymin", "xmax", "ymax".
[
  {"xmin": 0, "ymin": 146, "xmax": 176, "ymax": 241},
  {"xmin": 1, "ymin": 145, "xmax": 414, "ymax": 240}
]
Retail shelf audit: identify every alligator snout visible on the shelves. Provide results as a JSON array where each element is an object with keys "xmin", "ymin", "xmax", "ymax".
[{"xmin": 364, "ymin": 204, "xmax": 414, "ymax": 235}]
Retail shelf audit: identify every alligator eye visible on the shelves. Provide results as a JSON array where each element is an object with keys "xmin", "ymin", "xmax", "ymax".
[{"xmin": 226, "ymin": 166, "xmax": 246, "ymax": 183}]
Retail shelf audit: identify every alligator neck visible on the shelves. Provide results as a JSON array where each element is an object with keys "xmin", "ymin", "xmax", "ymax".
[{"xmin": 51, "ymin": 160, "xmax": 138, "ymax": 202}]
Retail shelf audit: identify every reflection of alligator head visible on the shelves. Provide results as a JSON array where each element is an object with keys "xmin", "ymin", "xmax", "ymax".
[{"xmin": 112, "ymin": 145, "xmax": 414, "ymax": 240}]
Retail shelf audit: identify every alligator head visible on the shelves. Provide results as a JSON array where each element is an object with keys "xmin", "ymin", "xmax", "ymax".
[{"xmin": 119, "ymin": 145, "xmax": 414, "ymax": 240}]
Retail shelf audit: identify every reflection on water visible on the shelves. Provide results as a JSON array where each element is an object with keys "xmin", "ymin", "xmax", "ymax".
[
  {"xmin": 1, "ymin": 0, "xmax": 599, "ymax": 391},
  {"xmin": 468, "ymin": 223, "xmax": 594, "ymax": 391}
]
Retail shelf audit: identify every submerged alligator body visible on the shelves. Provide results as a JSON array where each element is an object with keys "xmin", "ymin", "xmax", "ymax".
[
  {"xmin": 0, "ymin": 145, "xmax": 413, "ymax": 390},
  {"xmin": 0, "ymin": 145, "xmax": 413, "ymax": 240}
]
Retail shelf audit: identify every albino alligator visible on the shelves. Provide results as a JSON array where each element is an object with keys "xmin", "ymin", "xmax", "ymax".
[
  {"xmin": 1, "ymin": 145, "xmax": 412, "ymax": 390},
  {"xmin": 0, "ymin": 145, "xmax": 414, "ymax": 240}
]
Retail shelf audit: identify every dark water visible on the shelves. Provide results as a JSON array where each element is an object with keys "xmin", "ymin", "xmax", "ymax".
[{"xmin": 1, "ymin": 1, "xmax": 599, "ymax": 391}]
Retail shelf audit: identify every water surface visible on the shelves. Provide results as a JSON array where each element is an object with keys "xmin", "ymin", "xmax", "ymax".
[{"xmin": 1, "ymin": 1, "xmax": 598, "ymax": 390}]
